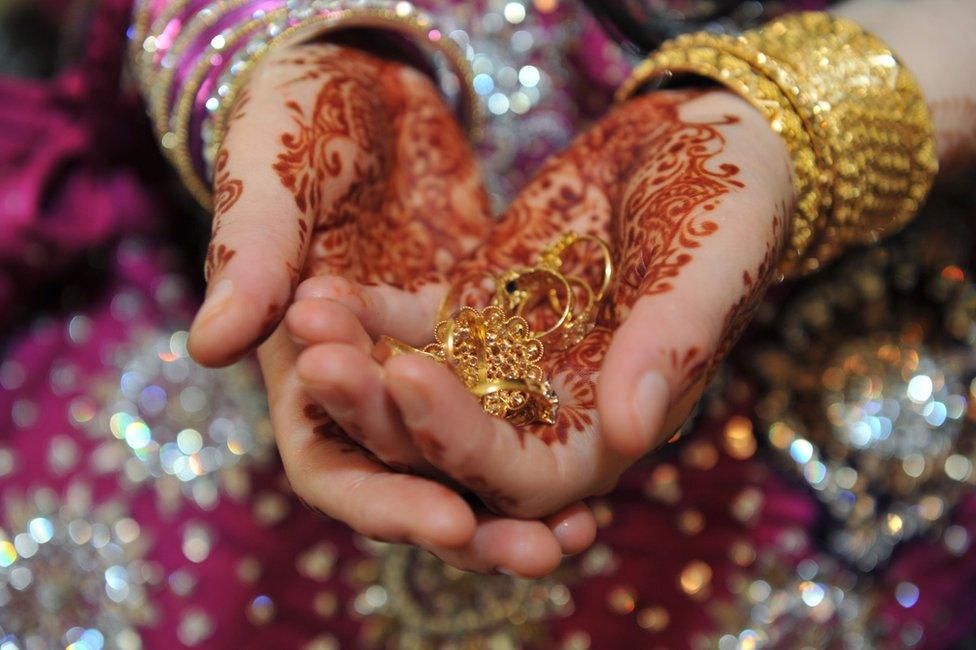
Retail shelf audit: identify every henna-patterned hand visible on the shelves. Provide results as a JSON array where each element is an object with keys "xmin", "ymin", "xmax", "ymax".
[
  {"xmin": 188, "ymin": 43, "xmax": 597, "ymax": 577},
  {"xmin": 188, "ymin": 42, "xmax": 488, "ymax": 364},
  {"xmin": 288, "ymin": 89, "xmax": 794, "ymax": 520}
]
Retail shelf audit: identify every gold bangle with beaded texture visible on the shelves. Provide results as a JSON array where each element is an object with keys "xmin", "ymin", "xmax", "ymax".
[{"xmin": 616, "ymin": 12, "xmax": 937, "ymax": 276}]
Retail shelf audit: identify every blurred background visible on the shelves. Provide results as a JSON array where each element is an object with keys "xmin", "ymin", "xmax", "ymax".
[{"xmin": 3, "ymin": 1, "xmax": 976, "ymax": 648}]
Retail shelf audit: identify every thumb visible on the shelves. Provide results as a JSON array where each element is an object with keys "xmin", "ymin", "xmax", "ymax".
[
  {"xmin": 598, "ymin": 200, "xmax": 788, "ymax": 457},
  {"xmin": 187, "ymin": 51, "xmax": 383, "ymax": 366},
  {"xmin": 187, "ymin": 122, "xmax": 308, "ymax": 367}
]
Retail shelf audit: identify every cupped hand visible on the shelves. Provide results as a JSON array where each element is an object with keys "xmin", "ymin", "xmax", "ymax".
[
  {"xmin": 289, "ymin": 88, "xmax": 794, "ymax": 519},
  {"xmin": 186, "ymin": 42, "xmax": 596, "ymax": 577},
  {"xmin": 187, "ymin": 42, "xmax": 487, "ymax": 365}
]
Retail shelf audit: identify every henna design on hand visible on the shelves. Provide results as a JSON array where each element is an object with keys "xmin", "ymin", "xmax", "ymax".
[
  {"xmin": 657, "ymin": 201, "xmax": 786, "ymax": 400},
  {"xmin": 204, "ymin": 147, "xmax": 244, "ymax": 281},
  {"xmin": 303, "ymin": 402, "xmax": 372, "ymax": 457},
  {"xmin": 228, "ymin": 87, "xmax": 251, "ymax": 124},
  {"xmin": 521, "ymin": 328, "xmax": 611, "ymax": 446},
  {"xmin": 255, "ymin": 302, "xmax": 285, "ymax": 342},
  {"xmin": 269, "ymin": 44, "xmax": 492, "ymax": 479},
  {"xmin": 461, "ymin": 91, "xmax": 744, "ymax": 313},
  {"xmin": 412, "ymin": 427, "xmax": 447, "ymax": 465},
  {"xmin": 459, "ymin": 474, "xmax": 518, "ymax": 513},
  {"xmin": 449, "ymin": 91, "xmax": 753, "ymax": 446},
  {"xmin": 203, "ymin": 243, "xmax": 236, "ymax": 282},
  {"xmin": 709, "ymin": 200, "xmax": 787, "ymax": 362},
  {"xmin": 270, "ymin": 45, "xmax": 489, "ymax": 285},
  {"xmin": 614, "ymin": 117, "xmax": 741, "ymax": 303},
  {"xmin": 665, "ymin": 346, "xmax": 708, "ymax": 400},
  {"xmin": 212, "ymin": 148, "xmax": 245, "ymax": 217}
]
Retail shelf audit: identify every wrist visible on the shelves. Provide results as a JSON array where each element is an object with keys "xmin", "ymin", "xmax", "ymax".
[
  {"xmin": 628, "ymin": 88, "xmax": 795, "ymax": 247},
  {"xmin": 131, "ymin": 0, "xmax": 476, "ymax": 210},
  {"xmin": 617, "ymin": 13, "xmax": 938, "ymax": 276}
]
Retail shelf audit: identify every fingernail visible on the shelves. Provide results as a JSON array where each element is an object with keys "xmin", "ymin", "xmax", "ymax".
[
  {"xmin": 295, "ymin": 282, "xmax": 324, "ymax": 301},
  {"xmin": 372, "ymin": 339, "xmax": 395, "ymax": 363},
  {"xmin": 634, "ymin": 371, "xmax": 670, "ymax": 450},
  {"xmin": 550, "ymin": 520, "xmax": 573, "ymax": 548},
  {"xmin": 192, "ymin": 279, "xmax": 234, "ymax": 329},
  {"xmin": 387, "ymin": 376, "xmax": 430, "ymax": 429},
  {"xmin": 497, "ymin": 567, "xmax": 517, "ymax": 577},
  {"xmin": 313, "ymin": 384, "xmax": 355, "ymax": 420}
]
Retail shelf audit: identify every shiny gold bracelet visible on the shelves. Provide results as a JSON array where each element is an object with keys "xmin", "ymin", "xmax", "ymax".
[
  {"xmin": 742, "ymin": 13, "xmax": 937, "ymax": 258},
  {"xmin": 617, "ymin": 12, "xmax": 937, "ymax": 277}
]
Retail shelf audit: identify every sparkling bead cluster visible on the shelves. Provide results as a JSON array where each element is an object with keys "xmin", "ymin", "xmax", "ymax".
[
  {"xmin": 1, "ymin": 239, "xmax": 279, "ymax": 647},
  {"xmin": 85, "ymin": 329, "xmax": 274, "ymax": 514},
  {"xmin": 753, "ymin": 204, "xmax": 976, "ymax": 572},
  {"xmin": 705, "ymin": 556, "xmax": 868, "ymax": 649},
  {"xmin": 0, "ymin": 487, "xmax": 154, "ymax": 650}
]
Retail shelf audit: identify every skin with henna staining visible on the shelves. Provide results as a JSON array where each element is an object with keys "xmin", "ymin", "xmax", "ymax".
[{"xmin": 287, "ymin": 88, "xmax": 794, "ymax": 520}]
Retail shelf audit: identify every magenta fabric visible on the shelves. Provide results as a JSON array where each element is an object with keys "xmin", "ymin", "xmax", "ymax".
[{"xmin": 0, "ymin": 0, "xmax": 162, "ymax": 323}]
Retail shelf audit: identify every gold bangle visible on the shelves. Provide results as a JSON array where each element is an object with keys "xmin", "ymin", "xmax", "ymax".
[
  {"xmin": 616, "ymin": 11, "xmax": 938, "ymax": 277},
  {"xmin": 128, "ymin": 0, "xmax": 156, "ymax": 87},
  {"xmin": 135, "ymin": 0, "xmax": 192, "ymax": 97},
  {"xmin": 743, "ymin": 13, "xmax": 937, "ymax": 256}
]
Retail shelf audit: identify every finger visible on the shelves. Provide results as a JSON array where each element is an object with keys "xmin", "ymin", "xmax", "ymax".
[
  {"xmin": 187, "ymin": 83, "xmax": 310, "ymax": 367},
  {"xmin": 430, "ymin": 502, "xmax": 597, "ymax": 575},
  {"xmin": 285, "ymin": 298, "xmax": 373, "ymax": 352},
  {"xmin": 545, "ymin": 502, "xmax": 598, "ymax": 556},
  {"xmin": 294, "ymin": 275, "xmax": 446, "ymax": 346},
  {"xmin": 189, "ymin": 45, "xmax": 389, "ymax": 366},
  {"xmin": 430, "ymin": 514, "xmax": 563, "ymax": 578},
  {"xmin": 596, "ymin": 91, "xmax": 795, "ymax": 456},
  {"xmin": 383, "ymin": 353, "xmax": 574, "ymax": 518},
  {"xmin": 599, "ymin": 201, "xmax": 789, "ymax": 457},
  {"xmin": 259, "ymin": 327, "xmax": 476, "ymax": 548},
  {"xmin": 295, "ymin": 342, "xmax": 429, "ymax": 469},
  {"xmin": 597, "ymin": 298, "xmax": 712, "ymax": 457}
]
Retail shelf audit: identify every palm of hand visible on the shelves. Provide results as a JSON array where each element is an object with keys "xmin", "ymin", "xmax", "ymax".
[
  {"xmin": 269, "ymin": 47, "xmax": 488, "ymax": 284},
  {"xmin": 291, "ymin": 88, "xmax": 792, "ymax": 519}
]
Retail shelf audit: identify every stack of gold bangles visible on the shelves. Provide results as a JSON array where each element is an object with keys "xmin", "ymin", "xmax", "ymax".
[
  {"xmin": 384, "ymin": 232, "xmax": 613, "ymax": 426},
  {"xmin": 617, "ymin": 12, "xmax": 938, "ymax": 277}
]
